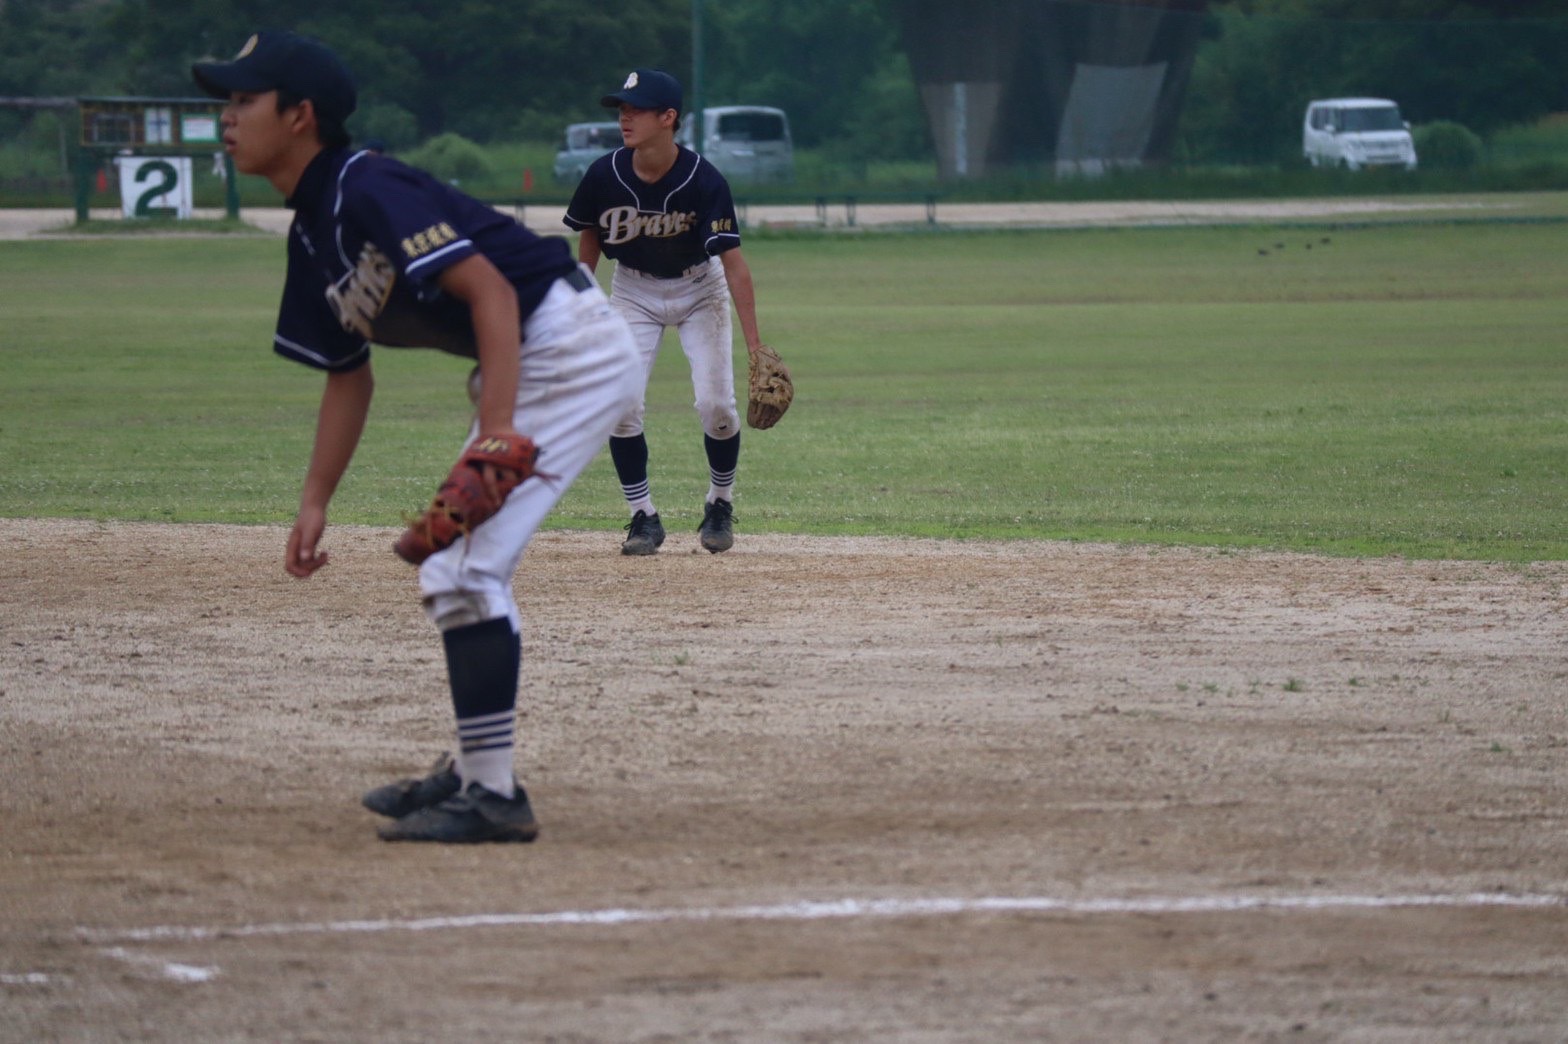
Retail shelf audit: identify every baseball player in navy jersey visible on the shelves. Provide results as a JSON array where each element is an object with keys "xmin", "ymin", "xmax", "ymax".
[
  {"xmin": 193, "ymin": 31, "xmax": 641, "ymax": 843},
  {"xmin": 564, "ymin": 69, "xmax": 769, "ymax": 555}
]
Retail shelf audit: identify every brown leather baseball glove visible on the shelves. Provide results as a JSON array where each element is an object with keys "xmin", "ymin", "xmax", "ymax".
[
  {"xmin": 394, "ymin": 434, "xmax": 540, "ymax": 565},
  {"xmin": 747, "ymin": 344, "xmax": 794, "ymax": 430}
]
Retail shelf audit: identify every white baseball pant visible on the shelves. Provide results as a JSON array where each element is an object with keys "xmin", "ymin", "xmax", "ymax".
[
  {"xmin": 608, "ymin": 257, "xmax": 740, "ymax": 441},
  {"xmin": 419, "ymin": 267, "xmax": 641, "ymax": 631}
]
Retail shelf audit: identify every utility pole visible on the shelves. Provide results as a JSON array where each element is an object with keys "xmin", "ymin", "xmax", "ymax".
[{"xmin": 691, "ymin": 0, "xmax": 705, "ymax": 152}]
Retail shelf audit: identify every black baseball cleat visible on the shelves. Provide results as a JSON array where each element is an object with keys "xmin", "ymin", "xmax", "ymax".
[
  {"xmin": 621, "ymin": 510, "xmax": 665, "ymax": 555},
  {"xmin": 377, "ymin": 781, "xmax": 540, "ymax": 843},
  {"xmin": 698, "ymin": 498, "xmax": 734, "ymax": 553},
  {"xmin": 361, "ymin": 752, "xmax": 461, "ymax": 819}
]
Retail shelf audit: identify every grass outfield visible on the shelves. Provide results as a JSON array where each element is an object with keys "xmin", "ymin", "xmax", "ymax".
[{"xmin": 1, "ymin": 222, "xmax": 1564, "ymax": 561}]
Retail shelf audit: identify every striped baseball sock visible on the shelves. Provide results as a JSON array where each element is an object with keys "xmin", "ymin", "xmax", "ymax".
[
  {"xmin": 441, "ymin": 617, "xmax": 520, "ymax": 799},
  {"xmin": 457, "ymin": 710, "xmax": 517, "ymax": 798},
  {"xmin": 610, "ymin": 433, "xmax": 656, "ymax": 516},
  {"xmin": 704, "ymin": 432, "xmax": 738, "ymax": 503}
]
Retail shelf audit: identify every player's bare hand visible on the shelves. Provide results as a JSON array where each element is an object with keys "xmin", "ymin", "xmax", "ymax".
[{"xmin": 286, "ymin": 506, "xmax": 330, "ymax": 578}]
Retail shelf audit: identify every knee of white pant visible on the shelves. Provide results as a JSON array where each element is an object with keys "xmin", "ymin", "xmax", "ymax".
[
  {"xmin": 611, "ymin": 368, "xmax": 648, "ymax": 437},
  {"xmin": 419, "ymin": 554, "xmax": 519, "ymax": 632},
  {"xmin": 612, "ymin": 401, "xmax": 647, "ymax": 439},
  {"xmin": 699, "ymin": 402, "xmax": 740, "ymax": 440}
]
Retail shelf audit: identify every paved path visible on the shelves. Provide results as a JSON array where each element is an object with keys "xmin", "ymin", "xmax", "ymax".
[{"xmin": 0, "ymin": 196, "xmax": 1525, "ymax": 240}]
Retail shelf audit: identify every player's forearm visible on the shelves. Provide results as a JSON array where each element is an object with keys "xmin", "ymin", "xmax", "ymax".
[
  {"xmin": 301, "ymin": 364, "xmax": 374, "ymax": 512},
  {"xmin": 468, "ymin": 285, "xmax": 522, "ymax": 435},
  {"xmin": 577, "ymin": 228, "xmax": 602, "ymax": 272},
  {"xmin": 735, "ymin": 297, "xmax": 763, "ymax": 354},
  {"xmin": 439, "ymin": 256, "xmax": 522, "ymax": 434},
  {"xmin": 721, "ymin": 252, "xmax": 763, "ymax": 350},
  {"xmin": 473, "ymin": 305, "xmax": 522, "ymax": 434}
]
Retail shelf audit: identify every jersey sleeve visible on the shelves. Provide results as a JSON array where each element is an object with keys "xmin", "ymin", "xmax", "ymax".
[
  {"xmin": 339, "ymin": 159, "xmax": 480, "ymax": 291},
  {"xmin": 562, "ymin": 156, "xmax": 608, "ymax": 232},
  {"xmin": 696, "ymin": 160, "xmax": 742, "ymax": 257}
]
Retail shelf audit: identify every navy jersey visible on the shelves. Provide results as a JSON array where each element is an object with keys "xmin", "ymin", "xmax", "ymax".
[
  {"xmin": 276, "ymin": 147, "xmax": 576, "ymax": 371},
  {"xmin": 562, "ymin": 146, "xmax": 740, "ymax": 278}
]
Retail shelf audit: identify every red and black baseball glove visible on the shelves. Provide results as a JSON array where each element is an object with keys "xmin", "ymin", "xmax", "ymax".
[{"xmin": 394, "ymin": 434, "xmax": 540, "ymax": 565}]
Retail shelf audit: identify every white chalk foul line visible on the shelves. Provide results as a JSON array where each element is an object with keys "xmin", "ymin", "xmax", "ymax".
[
  {"xmin": 77, "ymin": 891, "xmax": 1566, "ymax": 946},
  {"xmin": 1, "ymin": 972, "xmax": 56, "ymax": 985},
  {"xmin": 98, "ymin": 947, "xmax": 219, "ymax": 983}
]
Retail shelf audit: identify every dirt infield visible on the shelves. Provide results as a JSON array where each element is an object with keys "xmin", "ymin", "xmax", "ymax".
[{"xmin": 2, "ymin": 518, "xmax": 1565, "ymax": 1040}]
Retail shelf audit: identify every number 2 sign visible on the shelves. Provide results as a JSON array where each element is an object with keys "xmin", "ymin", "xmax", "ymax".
[{"xmin": 114, "ymin": 156, "xmax": 194, "ymax": 219}]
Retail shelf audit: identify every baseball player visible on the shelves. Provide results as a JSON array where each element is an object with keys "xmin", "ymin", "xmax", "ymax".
[
  {"xmin": 192, "ymin": 31, "xmax": 641, "ymax": 843},
  {"xmin": 564, "ymin": 69, "xmax": 770, "ymax": 555}
]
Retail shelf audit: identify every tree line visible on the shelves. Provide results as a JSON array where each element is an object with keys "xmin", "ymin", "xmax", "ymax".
[
  {"xmin": 3, "ymin": 0, "xmax": 1566, "ymax": 165},
  {"xmin": 1182, "ymin": 0, "xmax": 1568, "ymax": 163}
]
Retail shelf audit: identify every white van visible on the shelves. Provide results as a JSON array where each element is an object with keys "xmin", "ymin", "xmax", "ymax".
[
  {"xmin": 680, "ymin": 106, "xmax": 794, "ymax": 183},
  {"xmin": 552, "ymin": 121, "xmax": 621, "ymax": 183},
  {"xmin": 1303, "ymin": 98, "xmax": 1417, "ymax": 171}
]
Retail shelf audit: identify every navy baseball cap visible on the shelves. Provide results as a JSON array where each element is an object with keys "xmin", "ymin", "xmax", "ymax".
[
  {"xmin": 192, "ymin": 31, "xmax": 357, "ymax": 124},
  {"xmin": 601, "ymin": 69, "xmax": 682, "ymax": 114}
]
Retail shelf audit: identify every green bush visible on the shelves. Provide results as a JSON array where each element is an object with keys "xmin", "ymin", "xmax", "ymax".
[
  {"xmin": 353, "ymin": 102, "xmax": 420, "ymax": 153},
  {"xmin": 1415, "ymin": 121, "xmax": 1483, "ymax": 172},
  {"xmin": 0, "ymin": 111, "xmax": 69, "ymax": 180},
  {"xmin": 402, "ymin": 132, "xmax": 494, "ymax": 185},
  {"xmin": 1487, "ymin": 114, "xmax": 1568, "ymax": 169}
]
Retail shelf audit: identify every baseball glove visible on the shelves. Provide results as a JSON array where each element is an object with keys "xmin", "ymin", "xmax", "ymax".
[
  {"xmin": 747, "ymin": 344, "xmax": 794, "ymax": 430},
  {"xmin": 394, "ymin": 434, "xmax": 540, "ymax": 565}
]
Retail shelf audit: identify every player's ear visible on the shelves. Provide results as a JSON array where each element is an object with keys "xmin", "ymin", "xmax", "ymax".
[{"xmin": 284, "ymin": 97, "xmax": 319, "ymax": 138}]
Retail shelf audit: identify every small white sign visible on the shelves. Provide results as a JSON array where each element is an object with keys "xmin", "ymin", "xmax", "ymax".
[
  {"xmin": 181, "ymin": 114, "xmax": 219, "ymax": 143},
  {"xmin": 144, "ymin": 106, "xmax": 174, "ymax": 145},
  {"xmin": 116, "ymin": 156, "xmax": 194, "ymax": 219}
]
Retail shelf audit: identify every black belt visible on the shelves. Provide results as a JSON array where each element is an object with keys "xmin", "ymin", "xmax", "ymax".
[
  {"xmin": 564, "ymin": 266, "xmax": 595, "ymax": 292},
  {"xmin": 651, "ymin": 262, "xmax": 708, "ymax": 280}
]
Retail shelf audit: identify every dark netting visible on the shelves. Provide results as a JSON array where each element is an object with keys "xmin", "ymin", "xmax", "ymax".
[{"xmin": 896, "ymin": 0, "xmax": 1208, "ymax": 177}]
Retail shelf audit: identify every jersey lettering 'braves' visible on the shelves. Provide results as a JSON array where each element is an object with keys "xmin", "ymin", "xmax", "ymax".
[
  {"xmin": 563, "ymin": 146, "xmax": 741, "ymax": 278},
  {"xmin": 277, "ymin": 148, "xmax": 576, "ymax": 371},
  {"xmin": 599, "ymin": 205, "xmax": 698, "ymax": 245}
]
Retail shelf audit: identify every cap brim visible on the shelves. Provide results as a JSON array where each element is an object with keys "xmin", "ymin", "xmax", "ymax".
[
  {"xmin": 601, "ymin": 90, "xmax": 676, "ymax": 111},
  {"xmin": 191, "ymin": 61, "xmax": 277, "ymax": 99}
]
